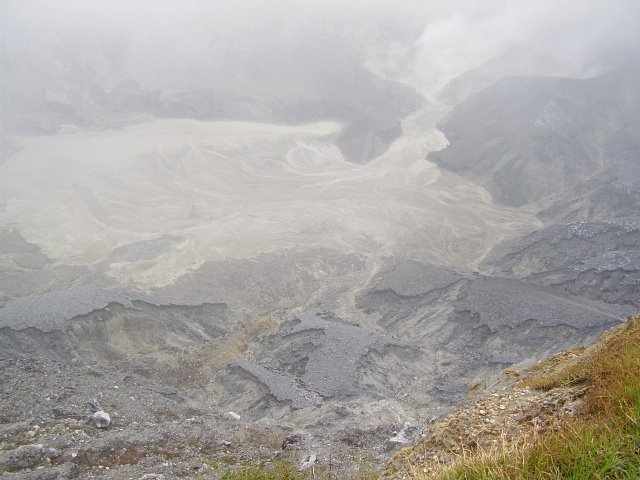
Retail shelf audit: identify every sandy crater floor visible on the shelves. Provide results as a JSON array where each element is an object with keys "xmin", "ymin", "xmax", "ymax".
[{"xmin": 0, "ymin": 109, "xmax": 538, "ymax": 290}]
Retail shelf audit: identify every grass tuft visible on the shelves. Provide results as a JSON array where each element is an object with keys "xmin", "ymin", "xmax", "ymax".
[
  {"xmin": 219, "ymin": 461, "xmax": 303, "ymax": 480},
  {"xmin": 404, "ymin": 314, "xmax": 640, "ymax": 480}
]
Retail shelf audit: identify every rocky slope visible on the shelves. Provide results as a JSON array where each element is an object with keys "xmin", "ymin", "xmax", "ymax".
[
  {"xmin": 356, "ymin": 261, "xmax": 632, "ymax": 409},
  {"xmin": 483, "ymin": 218, "xmax": 640, "ymax": 309},
  {"xmin": 385, "ymin": 314, "xmax": 640, "ymax": 479},
  {"xmin": 431, "ymin": 66, "xmax": 639, "ymax": 312},
  {"xmin": 429, "ymin": 65, "xmax": 640, "ymax": 209},
  {"xmin": 0, "ymin": 257, "xmax": 632, "ymax": 478}
]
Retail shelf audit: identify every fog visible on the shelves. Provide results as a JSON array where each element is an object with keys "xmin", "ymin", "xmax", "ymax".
[
  {"xmin": 3, "ymin": 0, "xmax": 639, "ymax": 107},
  {"xmin": 1, "ymin": 0, "xmax": 638, "ymax": 273}
]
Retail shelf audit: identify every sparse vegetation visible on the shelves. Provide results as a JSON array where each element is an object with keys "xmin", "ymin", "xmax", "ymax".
[
  {"xmin": 401, "ymin": 314, "xmax": 640, "ymax": 479},
  {"xmin": 217, "ymin": 456, "xmax": 381, "ymax": 480},
  {"xmin": 219, "ymin": 461, "xmax": 304, "ymax": 480},
  {"xmin": 203, "ymin": 315, "xmax": 280, "ymax": 374}
]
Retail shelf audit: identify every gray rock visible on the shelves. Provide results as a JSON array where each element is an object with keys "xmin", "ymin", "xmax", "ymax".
[
  {"xmin": 357, "ymin": 260, "xmax": 630, "ymax": 407},
  {"xmin": 229, "ymin": 362, "xmax": 318, "ymax": 409},
  {"xmin": 0, "ymin": 443, "xmax": 59, "ymax": 472},
  {"xmin": 285, "ymin": 308, "xmax": 402, "ymax": 397},
  {"xmin": 371, "ymin": 261, "xmax": 461, "ymax": 297},
  {"xmin": 92, "ymin": 410, "xmax": 111, "ymax": 428},
  {"xmin": 484, "ymin": 218, "xmax": 640, "ymax": 308}
]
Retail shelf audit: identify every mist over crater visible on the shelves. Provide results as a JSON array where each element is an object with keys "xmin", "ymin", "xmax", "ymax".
[{"xmin": 1, "ymin": 1, "xmax": 639, "ymax": 477}]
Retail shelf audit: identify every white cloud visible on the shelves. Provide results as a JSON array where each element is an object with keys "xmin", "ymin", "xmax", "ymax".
[
  {"xmin": 3, "ymin": 0, "xmax": 639, "ymax": 99},
  {"xmin": 403, "ymin": 0, "xmax": 640, "ymax": 97}
]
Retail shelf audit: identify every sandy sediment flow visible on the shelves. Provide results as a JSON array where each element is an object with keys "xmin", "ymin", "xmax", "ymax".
[{"xmin": 0, "ymin": 111, "xmax": 539, "ymax": 289}]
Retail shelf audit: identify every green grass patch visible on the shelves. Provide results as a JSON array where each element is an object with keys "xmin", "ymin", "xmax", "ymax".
[
  {"xmin": 434, "ymin": 315, "xmax": 640, "ymax": 480},
  {"xmin": 218, "ymin": 456, "xmax": 381, "ymax": 480},
  {"xmin": 219, "ymin": 460, "xmax": 304, "ymax": 480}
]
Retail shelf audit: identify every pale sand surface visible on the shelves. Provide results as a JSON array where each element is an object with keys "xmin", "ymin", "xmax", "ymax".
[{"xmin": 0, "ymin": 112, "xmax": 539, "ymax": 289}]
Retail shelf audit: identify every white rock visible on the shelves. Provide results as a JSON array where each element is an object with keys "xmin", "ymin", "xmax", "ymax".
[
  {"xmin": 226, "ymin": 411, "xmax": 241, "ymax": 420},
  {"xmin": 300, "ymin": 454, "xmax": 317, "ymax": 470},
  {"xmin": 386, "ymin": 422, "xmax": 413, "ymax": 450},
  {"xmin": 92, "ymin": 411, "xmax": 111, "ymax": 428},
  {"xmin": 386, "ymin": 435, "xmax": 408, "ymax": 449}
]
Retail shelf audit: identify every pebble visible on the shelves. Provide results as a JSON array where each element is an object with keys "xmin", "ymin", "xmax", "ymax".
[
  {"xmin": 226, "ymin": 411, "xmax": 241, "ymax": 420},
  {"xmin": 92, "ymin": 411, "xmax": 111, "ymax": 428}
]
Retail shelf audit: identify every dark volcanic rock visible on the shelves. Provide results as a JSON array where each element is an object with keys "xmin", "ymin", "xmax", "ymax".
[
  {"xmin": 229, "ymin": 361, "xmax": 319, "ymax": 409},
  {"xmin": 370, "ymin": 260, "xmax": 461, "ymax": 297},
  {"xmin": 0, "ymin": 327, "xmax": 79, "ymax": 362},
  {"xmin": 540, "ymin": 179, "xmax": 640, "ymax": 223},
  {"xmin": 427, "ymin": 65, "xmax": 640, "ymax": 318},
  {"xmin": 357, "ymin": 260, "xmax": 632, "ymax": 405},
  {"xmin": 484, "ymin": 218, "xmax": 640, "ymax": 308},
  {"xmin": 229, "ymin": 308, "xmax": 403, "ymax": 402},
  {"xmin": 285, "ymin": 309, "xmax": 400, "ymax": 397},
  {"xmin": 0, "ymin": 443, "xmax": 60, "ymax": 472},
  {"xmin": 454, "ymin": 276, "xmax": 629, "ymax": 331},
  {"xmin": 0, "ymin": 287, "xmax": 138, "ymax": 332}
]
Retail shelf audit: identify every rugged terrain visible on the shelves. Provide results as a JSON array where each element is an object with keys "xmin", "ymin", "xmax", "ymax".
[
  {"xmin": 1, "ymin": 55, "xmax": 639, "ymax": 479},
  {"xmin": 386, "ymin": 314, "xmax": 640, "ymax": 479}
]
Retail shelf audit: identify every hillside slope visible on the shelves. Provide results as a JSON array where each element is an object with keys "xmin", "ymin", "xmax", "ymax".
[
  {"xmin": 385, "ymin": 313, "xmax": 640, "ymax": 479},
  {"xmin": 429, "ymin": 66, "xmax": 640, "ymax": 318},
  {"xmin": 429, "ymin": 65, "xmax": 640, "ymax": 210}
]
